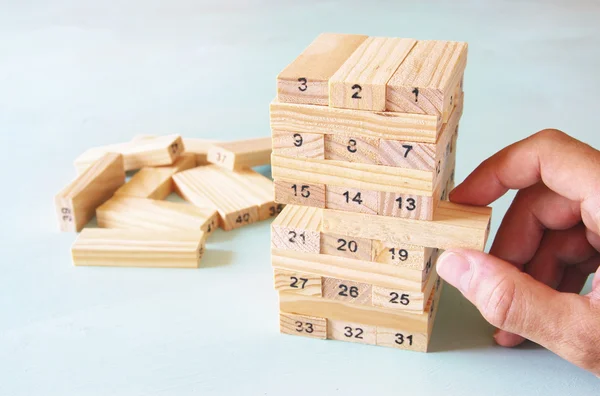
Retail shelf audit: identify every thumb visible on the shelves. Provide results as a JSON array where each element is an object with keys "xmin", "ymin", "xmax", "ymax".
[{"xmin": 437, "ymin": 249, "xmax": 600, "ymax": 371}]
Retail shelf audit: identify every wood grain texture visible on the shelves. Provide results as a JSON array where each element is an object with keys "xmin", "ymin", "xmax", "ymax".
[
  {"xmin": 207, "ymin": 137, "xmax": 271, "ymax": 170},
  {"xmin": 325, "ymin": 185, "xmax": 378, "ymax": 215},
  {"xmin": 371, "ymin": 265, "xmax": 438, "ymax": 313},
  {"xmin": 386, "ymin": 40, "xmax": 468, "ymax": 122},
  {"xmin": 74, "ymin": 135, "xmax": 184, "ymax": 173},
  {"xmin": 327, "ymin": 320, "xmax": 376, "ymax": 345},
  {"xmin": 274, "ymin": 269, "xmax": 322, "ymax": 296},
  {"xmin": 96, "ymin": 196, "xmax": 218, "ymax": 234},
  {"xmin": 324, "ymin": 134, "xmax": 379, "ymax": 164},
  {"xmin": 271, "ymin": 205, "xmax": 321, "ymax": 253},
  {"xmin": 274, "ymin": 179, "xmax": 325, "ymax": 208},
  {"xmin": 280, "ymin": 312, "xmax": 327, "ymax": 339},
  {"xmin": 277, "ymin": 33, "xmax": 368, "ymax": 105},
  {"xmin": 184, "ymin": 138, "xmax": 220, "ymax": 165},
  {"xmin": 372, "ymin": 241, "xmax": 436, "ymax": 271},
  {"xmin": 329, "ymin": 37, "xmax": 416, "ymax": 111},
  {"xmin": 114, "ymin": 153, "xmax": 196, "ymax": 200},
  {"xmin": 375, "ymin": 327, "xmax": 429, "ymax": 352},
  {"xmin": 270, "ymin": 100, "xmax": 441, "ymax": 144},
  {"xmin": 322, "ymin": 201, "xmax": 492, "ymax": 250},
  {"xmin": 320, "ymin": 233, "xmax": 372, "ymax": 261},
  {"xmin": 321, "ymin": 277, "xmax": 372, "ymax": 305},
  {"xmin": 272, "ymin": 130, "xmax": 325, "ymax": 159},
  {"xmin": 72, "ymin": 228, "xmax": 205, "ymax": 268},
  {"xmin": 55, "ymin": 153, "xmax": 125, "ymax": 232},
  {"xmin": 172, "ymin": 165, "xmax": 259, "ymax": 231}
]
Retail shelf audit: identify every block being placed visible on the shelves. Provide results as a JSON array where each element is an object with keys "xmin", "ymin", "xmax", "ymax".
[
  {"xmin": 96, "ymin": 196, "xmax": 218, "ymax": 234},
  {"xmin": 206, "ymin": 137, "xmax": 271, "ymax": 170},
  {"xmin": 74, "ymin": 134, "xmax": 184, "ymax": 174},
  {"xmin": 72, "ymin": 228, "xmax": 205, "ymax": 268},
  {"xmin": 55, "ymin": 153, "xmax": 125, "ymax": 232}
]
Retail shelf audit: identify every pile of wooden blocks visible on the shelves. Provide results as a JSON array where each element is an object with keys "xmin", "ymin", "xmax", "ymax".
[
  {"xmin": 55, "ymin": 135, "xmax": 278, "ymax": 268},
  {"xmin": 270, "ymin": 33, "xmax": 492, "ymax": 351}
]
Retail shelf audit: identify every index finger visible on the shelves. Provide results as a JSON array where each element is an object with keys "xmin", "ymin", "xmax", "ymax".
[{"xmin": 450, "ymin": 129, "xmax": 600, "ymax": 233}]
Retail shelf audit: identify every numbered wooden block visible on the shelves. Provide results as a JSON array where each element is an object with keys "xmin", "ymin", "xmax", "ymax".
[
  {"xmin": 206, "ymin": 137, "xmax": 271, "ymax": 170},
  {"xmin": 322, "ymin": 201, "xmax": 492, "ymax": 250},
  {"xmin": 372, "ymin": 241, "xmax": 437, "ymax": 272},
  {"xmin": 273, "ymin": 269, "xmax": 322, "ymax": 297},
  {"xmin": 321, "ymin": 277, "xmax": 372, "ymax": 306},
  {"xmin": 371, "ymin": 267, "xmax": 438, "ymax": 313},
  {"xmin": 55, "ymin": 153, "xmax": 125, "ymax": 232},
  {"xmin": 386, "ymin": 40, "xmax": 468, "ymax": 123},
  {"xmin": 272, "ymin": 131, "xmax": 325, "ymax": 159},
  {"xmin": 320, "ymin": 233, "xmax": 372, "ymax": 262},
  {"xmin": 327, "ymin": 320, "xmax": 376, "ymax": 345},
  {"xmin": 184, "ymin": 138, "xmax": 220, "ymax": 165},
  {"xmin": 114, "ymin": 153, "xmax": 196, "ymax": 200},
  {"xmin": 72, "ymin": 228, "xmax": 205, "ymax": 268},
  {"xmin": 324, "ymin": 134, "xmax": 379, "ymax": 164},
  {"xmin": 280, "ymin": 312, "xmax": 327, "ymax": 339},
  {"xmin": 376, "ymin": 327, "xmax": 429, "ymax": 352},
  {"xmin": 325, "ymin": 185, "xmax": 378, "ymax": 215},
  {"xmin": 96, "ymin": 197, "xmax": 218, "ymax": 234},
  {"xmin": 378, "ymin": 192, "xmax": 433, "ymax": 220},
  {"xmin": 329, "ymin": 37, "xmax": 416, "ymax": 111},
  {"xmin": 74, "ymin": 134, "xmax": 184, "ymax": 174},
  {"xmin": 270, "ymin": 100, "xmax": 441, "ymax": 144},
  {"xmin": 271, "ymin": 205, "xmax": 321, "ymax": 253},
  {"xmin": 277, "ymin": 33, "xmax": 368, "ymax": 105},
  {"xmin": 173, "ymin": 165, "xmax": 259, "ymax": 231},
  {"xmin": 274, "ymin": 179, "xmax": 326, "ymax": 208}
]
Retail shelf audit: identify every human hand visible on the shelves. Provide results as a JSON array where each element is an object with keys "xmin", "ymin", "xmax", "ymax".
[{"xmin": 436, "ymin": 129, "xmax": 600, "ymax": 375}]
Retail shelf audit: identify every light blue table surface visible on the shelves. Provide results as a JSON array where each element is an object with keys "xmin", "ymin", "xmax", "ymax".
[{"xmin": 1, "ymin": 1, "xmax": 599, "ymax": 394}]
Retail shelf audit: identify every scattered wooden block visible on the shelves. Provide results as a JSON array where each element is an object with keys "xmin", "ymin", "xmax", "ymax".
[
  {"xmin": 277, "ymin": 33, "xmax": 368, "ymax": 106},
  {"xmin": 324, "ymin": 134, "xmax": 379, "ymax": 164},
  {"xmin": 172, "ymin": 165, "xmax": 259, "ymax": 231},
  {"xmin": 274, "ymin": 269, "xmax": 322, "ymax": 297},
  {"xmin": 96, "ymin": 196, "xmax": 218, "ymax": 234},
  {"xmin": 280, "ymin": 312, "xmax": 327, "ymax": 339},
  {"xmin": 327, "ymin": 320, "xmax": 376, "ymax": 345},
  {"xmin": 271, "ymin": 205, "xmax": 321, "ymax": 253},
  {"xmin": 386, "ymin": 40, "xmax": 468, "ymax": 122},
  {"xmin": 270, "ymin": 100, "xmax": 442, "ymax": 144},
  {"xmin": 55, "ymin": 153, "xmax": 125, "ymax": 232},
  {"xmin": 325, "ymin": 185, "xmax": 378, "ymax": 215},
  {"xmin": 272, "ymin": 130, "xmax": 325, "ymax": 159},
  {"xmin": 74, "ymin": 134, "xmax": 184, "ymax": 174},
  {"xmin": 206, "ymin": 137, "xmax": 271, "ymax": 170},
  {"xmin": 114, "ymin": 153, "xmax": 196, "ymax": 200},
  {"xmin": 329, "ymin": 37, "xmax": 416, "ymax": 111},
  {"xmin": 322, "ymin": 201, "xmax": 492, "ymax": 250},
  {"xmin": 274, "ymin": 179, "xmax": 326, "ymax": 208},
  {"xmin": 321, "ymin": 277, "xmax": 372, "ymax": 305},
  {"xmin": 320, "ymin": 233, "xmax": 372, "ymax": 262},
  {"xmin": 71, "ymin": 228, "xmax": 205, "ymax": 268},
  {"xmin": 184, "ymin": 138, "xmax": 220, "ymax": 165}
]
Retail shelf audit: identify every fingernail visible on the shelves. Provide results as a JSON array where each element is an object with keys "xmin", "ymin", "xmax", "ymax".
[{"xmin": 436, "ymin": 251, "xmax": 472, "ymax": 293}]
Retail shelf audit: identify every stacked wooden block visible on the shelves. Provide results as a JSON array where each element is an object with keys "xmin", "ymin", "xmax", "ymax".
[{"xmin": 270, "ymin": 33, "xmax": 492, "ymax": 351}]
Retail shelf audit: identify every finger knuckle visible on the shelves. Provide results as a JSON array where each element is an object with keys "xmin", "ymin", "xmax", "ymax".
[
  {"xmin": 568, "ymin": 304, "xmax": 600, "ymax": 373},
  {"xmin": 479, "ymin": 275, "xmax": 520, "ymax": 330}
]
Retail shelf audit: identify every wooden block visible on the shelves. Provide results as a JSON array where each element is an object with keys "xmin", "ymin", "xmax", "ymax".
[
  {"xmin": 96, "ymin": 196, "xmax": 219, "ymax": 234},
  {"xmin": 271, "ymin": 205, "xmax": 321, "ymax": 253},
  {"xmin": 320, "ymin": 233, "xmax": 372, "ymax": 262},
  {"xmin": 274, "ymin": 179, "xmax": 325, "ymax": 208},
  {"xmin": 270, "ymin": 100, "xmax": 441, "ymax": 144},
  {"xmin": 55, "ymin": 153, "xmax": 125, "ymax": 232},
  {"xmin": 322, "ymin": 201, "xmax": 492, "ymax": 250},
  {"xmin": 74, "ymin": 135, "xmax": 184, "ymax": 173},
  {"xmin": 322, "ymin": 277, "xmax": 372, "ymax": 306},
  {"xmin": 71, "ymin": 228, "xmax": 205, "ymax": 268},
  {"xmin": 207, "ymin": 137, "xmax": 271, "ymax": 170},
  {"xmin": 172, "ymin": 165, "xmax": 259, "ymax": 231},
  {"xmin": 327, "ymin": 320, "xmax": 376, "ymax": 345},
  {"xmin": 272, "ymin": 131, "xmax": 325, "ymax": 159},
  {"xmin": 386, "ymin": 40, "xmax": 468, "ymax": 122},
  {"xmin": 273, "ymin": 269, "xmax": 322, "ymax": 297},
  {"xmin": 372, "ymin": 241, "xmax": 436, "ymax": 271},
  {"xmin": 183, "ymin": 138, "xmax": 220, "ymax": 165},
  {"xmin": 277, "ymin": 33, "xmax": 368, "ymax": 106},
  {"xmin": 130, "ymin": 134, "xmax": 157, "ymax": 142},
  {"xmin": 114, "ymin": 153, "xmax": 196, "ymax": 200},
  {"xmin": 324, "ymin": 134, "xmax": 379, "ymax": 164},
  {"xmin": 272, "ymin": 155, "xmax": 434, "ymax": 196},
  {"xmin": 280, "ymin": 312, "xmax": 327, "ymax": 339},
  {"xmin": 371, "ymin": 264, "xmax": 438, "ymax": 313},
  {"xmin": 325, "ymin": 185, "xmax": 378, "ymax": 215},
  {"xmin": 375, "ymin": 327, "xmax": 429, "ymax": 352},
  {"xmin": 329, "ymin": 37, "xmax": 416, "ymax": 111}
]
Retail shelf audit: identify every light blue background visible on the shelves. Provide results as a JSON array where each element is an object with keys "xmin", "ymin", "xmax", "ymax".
[{"xmin": 1, "ymin": 0, "xmax": 599, "ymax": 394}]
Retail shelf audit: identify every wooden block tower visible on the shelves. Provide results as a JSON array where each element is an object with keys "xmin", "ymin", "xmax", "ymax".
[{"xmin": 269, "ymin": 33, "xmax": 492, "ymax": 351}]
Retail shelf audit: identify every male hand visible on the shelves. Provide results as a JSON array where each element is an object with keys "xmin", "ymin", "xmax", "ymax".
[{"xmin": 437, "ymin": 129, "xmax": 600, "ymax": 375}]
